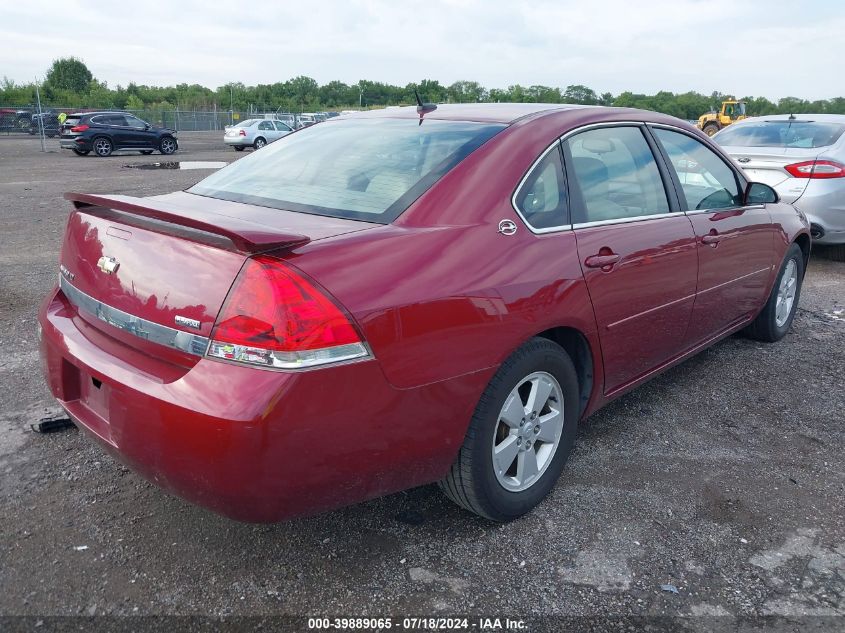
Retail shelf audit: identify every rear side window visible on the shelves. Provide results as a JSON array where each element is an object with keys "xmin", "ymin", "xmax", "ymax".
[
  {"xmin": 513, "ymin": 145, "xmax": 568, "ymax": 229},
  {"xmin": 653, "ymin": 128, "xmax": 742, "ymax": 211},
  {"xmin": 258, "ymin": 121, "xmax": 274, "ymax": 130},
  {"xmin": 716, "ymin": 120, "xmax": 845, "ymax": 149},
  {"xmin": 190, "ymin": 118, "xmax": 505, "ymax": 223},
  {"xmin": 564, "ymin": 126, "xmax": 670, "ymax": 224}
]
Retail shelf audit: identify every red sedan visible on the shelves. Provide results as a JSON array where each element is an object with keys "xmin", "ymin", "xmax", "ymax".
[{"xmin": 39, "ymin": 104, "xmax": 810, "ymax": 522}]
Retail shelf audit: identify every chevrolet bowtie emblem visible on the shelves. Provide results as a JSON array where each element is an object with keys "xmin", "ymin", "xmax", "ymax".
[{"xmin": 97, "ymin": 256, "xmax": 120, "ymax": 275}]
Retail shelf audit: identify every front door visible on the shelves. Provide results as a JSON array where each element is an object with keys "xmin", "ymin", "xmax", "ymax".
[
  {"xmin": 563, "ymin": 125, "xmax": 698, "ymax": 393},
  {"xmin": 650, "ymin": 127, "xmax": 774, "ymax": 346}
]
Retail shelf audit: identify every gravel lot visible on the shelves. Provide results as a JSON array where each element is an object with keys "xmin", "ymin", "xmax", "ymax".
[{"xmin": 0, "ymin": 133, "xmax": 843, "ymax": 630}]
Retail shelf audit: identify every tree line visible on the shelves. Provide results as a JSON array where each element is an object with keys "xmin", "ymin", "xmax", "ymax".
[{"xmin": 3, "ymin": 57, "xmax": 845, "ymax": 120}]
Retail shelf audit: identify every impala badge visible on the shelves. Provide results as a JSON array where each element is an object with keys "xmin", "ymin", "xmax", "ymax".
[
  {"xmin": 175, "ymin": 315, "xmax": 201, "ymax": 330},
  {"xmin": 498, "ymin": 219, "xmax": 518, "ymax": 236},
  {"xmin": 97, "ymin": 256, "xmax": 120, "ymax": 275}
]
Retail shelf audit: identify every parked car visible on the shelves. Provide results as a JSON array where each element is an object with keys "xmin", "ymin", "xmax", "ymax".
[
  {"xmin": 713, "ymin": 114, "xmax": 845, "ymax": 258},
  {"xmin": 39, "ymin": 104, "xmax": 809, "ymax": 523},
  {"xmin": 29, "ymin": 111, "xmax": 60, "ymax": 137},
  {"xmin": 60, "ymin": 112, "xmax": 178, "ymax": 157},
  {"xmin": 224, "ymin": 118, "xmax": 293, "ymax": 151}
]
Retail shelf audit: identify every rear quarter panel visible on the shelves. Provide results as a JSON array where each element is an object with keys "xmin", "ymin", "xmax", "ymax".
[{"xmin": 285, "ymin": 118, "xmax": 603, "ymax": 392}]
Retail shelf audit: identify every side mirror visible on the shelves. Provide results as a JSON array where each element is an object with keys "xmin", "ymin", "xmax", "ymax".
[{"xmin": 745, "ymin": 182, "xmax": 778, "ymax": 205}]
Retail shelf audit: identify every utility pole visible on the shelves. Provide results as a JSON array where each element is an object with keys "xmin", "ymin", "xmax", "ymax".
[
  {"xmin": 359, "ymin": 83, "xmax": 363, "ymax": 109},
  {"xmin": 230, "ymin": 84, "xmax": 234, "ymax": 126}
]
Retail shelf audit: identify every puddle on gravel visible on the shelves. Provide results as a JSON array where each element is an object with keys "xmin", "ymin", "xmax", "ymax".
[{"xmin": 123, "ymin": 161, "xmax": 228, "ymax": 170}]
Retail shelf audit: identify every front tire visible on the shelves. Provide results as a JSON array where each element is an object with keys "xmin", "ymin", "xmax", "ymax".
[
  {"xmin": 439, "ymin": 338, "xmax": 580, "ymax": 521},
  {"xmin": 92, "ymin": 136, "xmax": 113, "ymax": 157},
  {"xmin": 703, "ymin": 123, "xmax": 720, "ymax": 137},
  {"xmin": 159, "ymin": 136, "xmax": 177, "ymax": 155},
  {"xmin": 745, "ymin": 243, "xmax": 804, "ymax": 342}
]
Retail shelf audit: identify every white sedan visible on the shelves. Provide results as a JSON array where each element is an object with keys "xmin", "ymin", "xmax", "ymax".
[{"xmin": 224, "ymin": 119, "xmax": 293, "ymax": 151}]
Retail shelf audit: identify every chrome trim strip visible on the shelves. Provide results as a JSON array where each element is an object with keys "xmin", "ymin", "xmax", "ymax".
[
  {"xmin": 59, "ymin": 276, "xmax": 209, "ymax": 357},
  {"xmin": 696, "ymin": 267, "xmax": 771, "ymax": 297},
  {"xmin": 606, "ymin": 292, "xmax": 697, "ymax": 330},
  {"xmin": 685, "ymin": 205, "xmax": 765, "ymax": 216},
  {"xmin": 572, "ymin": 212, "xmax": 680, "ymax": 230}
]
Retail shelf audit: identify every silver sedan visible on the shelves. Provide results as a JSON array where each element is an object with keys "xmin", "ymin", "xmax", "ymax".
[
  {"xmin": 223, "ymin": 118, "xmax": 293, "ymax": 151},
  {"xmin": 714, "ymin": 114, "xmax": 845, "ymax": 256}
]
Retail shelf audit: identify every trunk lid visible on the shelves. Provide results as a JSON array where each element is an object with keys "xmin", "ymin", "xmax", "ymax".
[
  {"xmin": 59, "ymin": 191, "xmax": 374, "ymax": 349},
  {"xmin": 723, "ymin": 146, "xmax": 821, "ymax": 201}
]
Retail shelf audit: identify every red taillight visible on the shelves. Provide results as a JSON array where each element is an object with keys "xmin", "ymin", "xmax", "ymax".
[
  {"xmin": 207, "ymin": 256, "xmax": 368, "ymax": 369},
  {"xmin": 70, "ymin": 124, "xmax": 89, "ymax": 132},
  {"xmin": 784, "ymin": 159, "xmax": 845, "ymax": 179},
  {"xmin": 239, "ymin": 129, "xmax": 246, "ymax": 136}
]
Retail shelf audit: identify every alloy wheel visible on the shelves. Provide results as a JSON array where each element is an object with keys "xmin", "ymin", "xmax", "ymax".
[
  {"xmin": 93, "ymin": 138, "xmax": 112, "ymax": 156},
  {"xmin": 160, "ymin": 138, "xmax": 176, "ymax": 155},
  {"xmin": 775, "ymin": 258, "xmax": 798, "ymax": 327},
  {"xmin": 492, "ymin": 371, "xmax": 564, "ymax": 492}
]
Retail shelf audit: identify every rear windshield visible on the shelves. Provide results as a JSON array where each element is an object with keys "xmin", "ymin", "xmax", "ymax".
[
  {"xmin": 716, "ymin": 120, "xmax": 845, "ymax": 148},
  {"xmin": 233, "ymin": 119, "xmax": 259, "ymax": 128},
  {"xmin": 64, "ymin": 116, "xmax": 81, "ymax": 126},
  {"xmin": 190, "ymin": 118, "xmax": 505, "ymax": 223}
]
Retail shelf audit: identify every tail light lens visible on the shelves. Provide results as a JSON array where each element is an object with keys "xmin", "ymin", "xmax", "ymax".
[
  {"xmin": 785, "ymin": 159, "xmax": 845, "ymax": 179},
  {"xmin": 207, "ymin": 256, "xmax": 369, "ymax": 369},
  {"xmin": 70, "ymin": 124, "xmax": 89, "ymax": 132},
  {"xmin": 239, "ymin": 129, "xmax": 246, "ymax": 136}
]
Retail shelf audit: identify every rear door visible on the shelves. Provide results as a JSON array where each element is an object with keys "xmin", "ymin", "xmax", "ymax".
[
  {"xmin": 257, "ymin": 120, "xmax": 276, "ymax": 142},
  {"xmin": 563, "ymin": 125, "xmax": 698, "ymax": 394},
  {"xmin": 651, "ymin": 126, "xmax": 775, "ymax": 347}
]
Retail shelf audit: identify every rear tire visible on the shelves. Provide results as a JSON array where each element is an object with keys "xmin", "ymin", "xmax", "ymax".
[
  {"xmin": 71, "ymin": 149, "xmax": 90, "ymax": 156},
  {"xmin": 233, "ymin": 146, "xmax": 245, "ymax": 152},
  {"xmin": 92, "ymin": 136, "xmax": 113, "ymax": 157},
  {"xmin": 140, "ymin": 150, "xmax": 154, "ymax": 155},
  {"xmin": 703, "ymin": 123, "xmax": 720, "ymax": 137},
  {"xmin": 745, "ymin": 243, "xmax": 804, "ymax": 342},
  {"xmin": 253, "ymin": 137, "xmax": 266, "ymax": 150},
  {"xmin": 439, "ymin": 338, "xmax": 580, "ymax": 521}
]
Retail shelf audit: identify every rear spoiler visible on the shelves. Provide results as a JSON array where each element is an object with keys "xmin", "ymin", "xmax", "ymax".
[{"xmin": 64, "ymin": 192, "xmax": 310, "ymax": 254}]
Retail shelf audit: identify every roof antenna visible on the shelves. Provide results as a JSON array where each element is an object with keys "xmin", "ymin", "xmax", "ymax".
[
  {"xmin": 788, "ymin": 113, "xmax": 796, "ymax": 120},
  {"xmin": 414, "ymin": 88, "xmax": 437, "ymax": 125}
]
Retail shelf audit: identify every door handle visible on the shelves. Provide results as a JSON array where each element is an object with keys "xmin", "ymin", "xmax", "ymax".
[
  {"xmin": 701, "ymin": 234, "xmax": 722, "ymax": 246},
  {"xmin": 584, "ymin": 253, "xmax": 621, "ymax": 269}
]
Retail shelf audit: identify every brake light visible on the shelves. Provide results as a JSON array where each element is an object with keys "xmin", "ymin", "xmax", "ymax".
[
  {"xmin": 207, "ymin": 256, "xmax": 369, "ymax": 369},
  {"xmin": 70, "ymin": 124, "xmax": 89, "ymax": 132},
  {"xmin": 239, "ymin": 129, "xmax": 246, "ymax": 136},
  {"xmin": 784, "ymin": 160, "xmax": 845, "ymax": 179}
]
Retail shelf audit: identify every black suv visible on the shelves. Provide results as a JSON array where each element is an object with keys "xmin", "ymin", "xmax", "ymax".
[{"xmin": 60, "ymin": 112, "xmax": 178, "ymax": 157}]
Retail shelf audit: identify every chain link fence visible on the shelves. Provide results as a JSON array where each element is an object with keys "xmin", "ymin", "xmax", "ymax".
[{"xmin": 0, "ymin": 106, "xmax": 312, "ymax": 136}]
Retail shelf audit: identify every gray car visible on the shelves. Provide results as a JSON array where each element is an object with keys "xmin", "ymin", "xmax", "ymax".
[
  {"xmin": 714, "ymin": 114, "xmax": 845, "ymax": 256},
  {"xmin": 223, "ymin": 118, "xmax": 293, "ymax": 151}
]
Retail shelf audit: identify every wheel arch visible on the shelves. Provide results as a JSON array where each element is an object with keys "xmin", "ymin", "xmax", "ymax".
[
  {"xmin": 535, "ymin": 326, "xmax": 595, "ymax": 417},
  {"xmin": 794, "ymin": 233, "xmax": 811, "ymax": 276}
]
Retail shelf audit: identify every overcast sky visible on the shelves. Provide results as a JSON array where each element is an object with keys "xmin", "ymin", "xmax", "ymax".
[{"xmin": 2, "ymin": 0, "xmax": 842, "ymax": 100}]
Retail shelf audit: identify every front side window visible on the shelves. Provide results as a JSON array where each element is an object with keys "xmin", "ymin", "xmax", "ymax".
[
  {"xmin": 513, "ymin": 145, "xmax": 568, "ymax": 229},
  {"xmin": 190, "ymin": 118, "xmax": 505, "ymax": 223},
  {"xmin": 273, "ymin": 121, "xmax": 292, "ymax": 132},
  {"xmin": 564, "ymin": 126, "xmax": 670, "ymax": 224},
  {"xmin": 125, "ymin": 115, "xmax": 148, "ymax": 129},
  {"xmin": 653, "ymin": 128, "xmax": 742, "ymax": 211}
]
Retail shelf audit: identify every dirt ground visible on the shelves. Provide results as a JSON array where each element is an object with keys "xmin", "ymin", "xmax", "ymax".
[{"xmin": 0, "ymin": 133, "xmax": 843, "ymax": 631}]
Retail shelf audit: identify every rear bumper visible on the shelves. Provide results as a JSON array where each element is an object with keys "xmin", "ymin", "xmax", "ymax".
[
  {"xmin": 792, "ymin": 179, "xmax": 845, "ymax": 245},
  {"xmin": 38, "ymin": 287, "xmax": 483, "ymax": 522},
  {"xmin": 60, "ymin": 137, "xmax": 91, "ymax": 151},
  {"xmin": 223, "ymin": 136, "xmax": 252, "ymax": 147}
]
